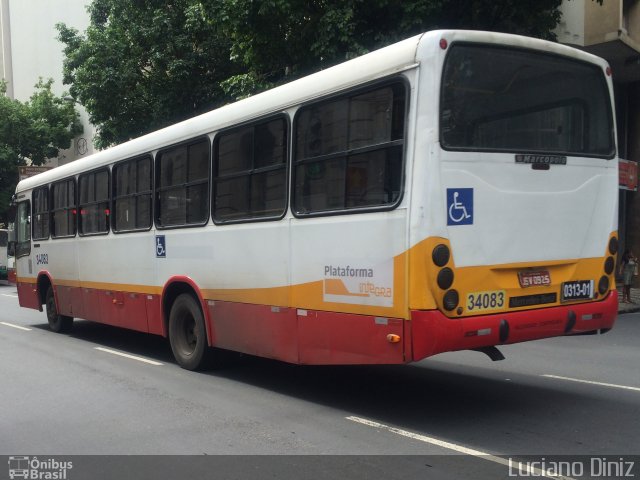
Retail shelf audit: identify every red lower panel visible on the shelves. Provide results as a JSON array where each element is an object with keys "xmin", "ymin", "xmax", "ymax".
[
  {"xmin": 17, "ymin": 282, "xmax": 40, "ymax": 310},
  {"xmin": 99, "ymin": 291, "xmax": 121, "ymax": 327},
  {"xmin": 411, "ymin": 291, "xmax": 618, "ymax": 361},
  {"xmin": 57, "ymin": 286, "xmax": 151, "ymax": 333},
  {"xmin": 207, "ymin": 302, "xmax": 406, "ymax": 365},
  {"xmin": 56, "ymin": 285, "xmax": 74, "ymax": 317},
  {"xmin": 146, "ymin": 295, "xmax": 164, "ymax": 336},
  {"xmin": 297, "ymin": 310, "xmax": 405, "ymax": 365},
  {"xmin": 208, "ymin": 302, "xmax": 299, "ymax": 363},
  {"xmin": 70, "ymin": 287, "xmax": 85, "ymax": 319},
  {"xmin": 18, "ymin": 282, "xmax": 154, "ymax": 334},
  {"xmin": 118, "ymin": 292, "xmax": 149, "ymax": 333},
  {"xmin": 82, "ymin": 288, "xmax": 103, "ymax": 324}
]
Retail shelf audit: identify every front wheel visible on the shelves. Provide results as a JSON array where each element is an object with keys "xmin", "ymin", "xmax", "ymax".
[
  {"xmin": 45, "ymin": 286, "xmax": 73, "ymax": 333},
  {"xmin": 169, "ymin": 293, "xmax": 211, "ymax": 370}
]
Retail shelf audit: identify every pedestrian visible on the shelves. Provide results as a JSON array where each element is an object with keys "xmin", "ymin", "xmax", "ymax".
[{"xmin": 619, "ymin": 249, "xmax": 637, "ymax": 303}]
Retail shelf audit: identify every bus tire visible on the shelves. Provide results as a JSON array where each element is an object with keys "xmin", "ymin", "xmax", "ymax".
[
  {"xmin": 168, "ymin": 293, "xmax": 210, "ymax": 370},
  {"xmin": 45, "ymin": 286, "xmax": 73, "ymax": 333}
]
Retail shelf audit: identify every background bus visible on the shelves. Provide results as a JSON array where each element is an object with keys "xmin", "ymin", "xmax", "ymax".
[
  {"xmin": 0, "ymin": 228, "xmax": 8, "ymax": 281},
  {"xmin": 11, "ymin": 30, "xmax": 618, "ymax": 370}
]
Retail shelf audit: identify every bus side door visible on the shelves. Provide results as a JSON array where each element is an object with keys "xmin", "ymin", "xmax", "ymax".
[{"xmin": 14, "ymin": 200, "xmax": 40, "ymax": 309}]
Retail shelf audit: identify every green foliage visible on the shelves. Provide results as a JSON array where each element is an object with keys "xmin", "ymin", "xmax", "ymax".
[
  {"xmin": 58, "ymin": 0, "xmax": 565, "ymax": 148},
  {"xmin": 222, "ymin": 0, "xmax": 564, "ymax": 83},
  {"xmin": 57, "ymin": 0, "xmax": 242, "ymax": 149},
  {"xmin": 0, "ymin": 79, "xmax": 82, "ymax": 224},
  {"xmin": 220, "ymin": 73, "xmax": 273, "ymax": 101}
]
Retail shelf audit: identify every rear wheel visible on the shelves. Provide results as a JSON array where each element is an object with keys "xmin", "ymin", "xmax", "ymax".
[
  {"xmin": 169, "ymin": 293, "xmax": 210, "ymax": 370},
  {"xmin": 45, "ymin": 286, "xmax": 73, "ymax": 333}
]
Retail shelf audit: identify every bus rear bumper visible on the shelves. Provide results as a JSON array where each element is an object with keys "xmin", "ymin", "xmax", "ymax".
[{"xmin": 410, "ymin": 290, "xmax": 618, "ymax": 361}]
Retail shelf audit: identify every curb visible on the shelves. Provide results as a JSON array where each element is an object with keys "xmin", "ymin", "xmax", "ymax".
[{"xmin": 619, "ymin": 305, "xmax": 640, "ymax": 314}]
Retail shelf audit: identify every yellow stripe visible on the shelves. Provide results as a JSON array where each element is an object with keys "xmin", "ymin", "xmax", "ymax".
[
  {"xmin": 17, "ymin": 278, "xmax": 163, "ymax": 296},
  {"xmin": 17, "ymin": 232, "xmax": 615, "ymax": 320}
]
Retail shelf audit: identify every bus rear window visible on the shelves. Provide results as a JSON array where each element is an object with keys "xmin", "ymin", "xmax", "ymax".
[{"xmin": 440, "ymin": 44, "xmax": 614, "ymax": 157}]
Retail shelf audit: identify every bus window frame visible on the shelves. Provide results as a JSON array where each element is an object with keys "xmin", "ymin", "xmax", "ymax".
[
  {"xmin": 155, "ymin": 136, "xmax": 212, "ymax": 230},
  {"xmin": 112, "ymin": 154, "xmax": 154, "ymax": 234},
  {"xmin": 50, "ymin": 177, "xmax": 77, "ymax": 239},
  {"xmin": 32, "ymin": 185, "xmax": 50, "ymax": 241},
  {"xmin": 291, "ymin": 76, "xmax": 409, "ymax": 218},
  {"xmin": 212, "ymin": 113, "xmax": 290, "ymax": 225},
  {"xmin": 78, "ymin": 167, "xmax": 111, "ymax": 237}
]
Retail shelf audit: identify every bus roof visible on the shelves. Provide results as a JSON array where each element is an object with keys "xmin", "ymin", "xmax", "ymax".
[{"xmin": 15, "ymin": 29, "xmax": 610, "ymax": 193}]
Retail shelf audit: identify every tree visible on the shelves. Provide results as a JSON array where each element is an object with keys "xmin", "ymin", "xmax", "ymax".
[
  {"xmin": 58, "ymin": 0, "xmax": 565, "ymax": 148},
  {"xmin": 221, "ymin": 0, "xmax": 564, "ymax": 90},
  {"xmin": 0, "ymin": 79, "xmax": 82, "ymax": 225},
  {"xmin": 57, "ymin": 0, "xmax": 241, "ymax": 149}
]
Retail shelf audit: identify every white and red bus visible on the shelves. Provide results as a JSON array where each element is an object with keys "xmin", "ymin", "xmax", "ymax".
[{"xmin": 11, "ymin": 30, "xmax": 618, "ymax": 370}]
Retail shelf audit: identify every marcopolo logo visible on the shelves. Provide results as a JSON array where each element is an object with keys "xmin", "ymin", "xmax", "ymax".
[{"xmin": 8, "ymin": 456, "xmax": 73, "ymax": 480}]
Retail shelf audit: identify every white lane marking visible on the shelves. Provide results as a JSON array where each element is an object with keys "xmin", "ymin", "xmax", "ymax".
[
  {"xmin": 0, "ymin": 321, "xmax": 32, "ymax": 331},
  {"xmin": 1, "ymin": 294, "xmax": 18, "ymax": 298},
  {"xmin": 346, "ymin": 416, "xmax": 572, "ymax": 479},
  {"xmin": 94, "ymin": 347, "xmax": 163, "ymax": 366},
  {"xmin": 543, "ymin": 374, "xmax": 640, "ymax": 392}
]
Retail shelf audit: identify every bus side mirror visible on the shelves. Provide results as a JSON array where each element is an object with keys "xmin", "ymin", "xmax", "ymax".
[{"xmin": 7, "ymin": 241, "xmax": 15, "ymax": 257}]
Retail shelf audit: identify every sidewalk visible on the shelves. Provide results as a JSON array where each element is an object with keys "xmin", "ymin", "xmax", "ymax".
[{"xmin": 617, "ymin": 285, "xmax": 640, "ymax": 314}]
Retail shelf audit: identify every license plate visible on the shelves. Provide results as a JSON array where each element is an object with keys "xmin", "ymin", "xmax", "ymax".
[
  {"xmin": 518, "ymin": 270, "xmax": 551, "ymax": 288},
  {"xmin": 561, "ymin": 280, "xmax": 594, "ymax": 302}
]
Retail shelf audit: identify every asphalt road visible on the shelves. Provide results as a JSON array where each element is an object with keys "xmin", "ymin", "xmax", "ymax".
[{"xmin": 0, "ymin": 282, "xmax": 638, "ymax": 479}]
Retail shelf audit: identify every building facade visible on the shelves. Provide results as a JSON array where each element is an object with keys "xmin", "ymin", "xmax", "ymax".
[
  {"xmin": 556, "ymin": 0, "xmax": 640, "ymax": 262},
  {"xmin": 0, "ymin": 0, "xmax": 94, "ymax": 166}
]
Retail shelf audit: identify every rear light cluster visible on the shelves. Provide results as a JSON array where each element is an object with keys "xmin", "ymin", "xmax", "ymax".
[
  {"xmin": 432, "ymin": 243, "xmax": 459, "ymax": 312},
  {"xmin": 599, "ymin": 236, "xmax": 618, "ymax": 296},
  {"xmin": 431, "ymin": 235, "xmax": 617, "ymax": 316},
  {"xmin": 598, "ymin": 276, "xmax": 609, "ymax": 295}
]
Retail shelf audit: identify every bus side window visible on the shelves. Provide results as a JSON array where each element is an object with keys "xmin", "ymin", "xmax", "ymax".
[
  {"xmin": 113, "ymin": 156, "xmax": 152, "ymax": 233},
  {"xmin": 33, "ymin": 186, "xmax": 50, "ymax": 240},
  {"xmin": 293, "ymin": 81, "xmax": 405, "ymax": 215},
  {"xmin": 79, "ymin": 169, "xmax": 110, "ymax": 235},
  {"xmin": 156, "ymin": 139, "xmax": 210, "ymax": 228},
  {"xmin": 51, "ymin": 179, "xmax": 77, "ymax": 238},
  {"xmin": 213, "ymin": 117, "xmax": 287, "ymax": 223}
]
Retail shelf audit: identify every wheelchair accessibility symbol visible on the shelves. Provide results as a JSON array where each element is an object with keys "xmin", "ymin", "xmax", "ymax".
[
  {"xmin": 156, "ymin": 235, "xmax": 166, "ymax": 257},
  {"xmin": 447, "ymin": 188, "xmax": 473, "ymax": 225}
]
